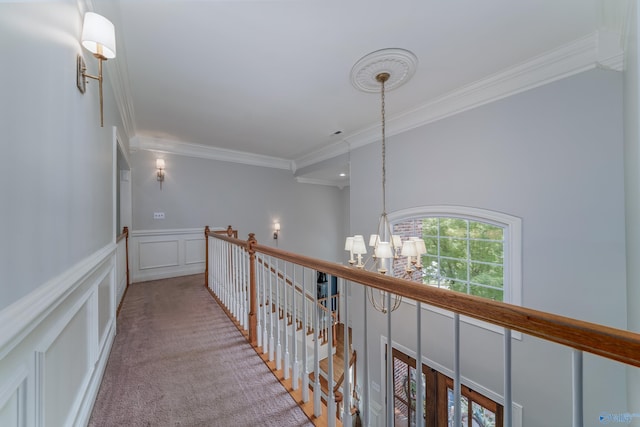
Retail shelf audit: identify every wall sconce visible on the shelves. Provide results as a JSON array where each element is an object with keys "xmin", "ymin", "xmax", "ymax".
[
  {"xmin": 273, "ymin": 222, "xmax": 281, "ymax": 240},
  {"xmin": 156, "ymin": 159, "xmax": 165, "ymax": 189},
  {"xmin": 77, "ymin": 12, "xmax": 116, "ymax": 127}
]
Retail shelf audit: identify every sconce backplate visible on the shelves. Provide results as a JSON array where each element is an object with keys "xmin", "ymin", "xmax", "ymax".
[{"xmin": 76, "ymin": 55, "xmax": 86, "ymax": 94}]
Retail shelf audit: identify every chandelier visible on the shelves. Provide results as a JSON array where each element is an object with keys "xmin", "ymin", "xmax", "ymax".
[{"xmin": 345, "ymin": 49, "xmax": 422, "ymax": 313}]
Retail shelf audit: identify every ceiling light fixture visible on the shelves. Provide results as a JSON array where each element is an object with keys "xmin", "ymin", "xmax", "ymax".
[{"xmin": 345, "ymin": 49, "xmax": 418, "ymax": 313}]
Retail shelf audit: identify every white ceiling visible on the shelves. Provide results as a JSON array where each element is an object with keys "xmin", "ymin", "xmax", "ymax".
[{"xmin": 95, "ymin": 0, "xmax": 626, "ymax": 185}]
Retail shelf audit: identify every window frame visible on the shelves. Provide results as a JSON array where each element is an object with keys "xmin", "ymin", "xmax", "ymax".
[{"xmin": 389, "ymin": 206, "xmax": 522, "ymax": 335}]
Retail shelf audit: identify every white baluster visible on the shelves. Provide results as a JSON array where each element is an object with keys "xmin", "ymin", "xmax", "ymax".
[
  {"xmin": 262, "ymin": 258, "xmax": 269, "ymax": 355},
  {"xmin": 243, "ymin": 248, "xmax": 249, "ymax": 329},
  {"xmin": 276, "ymin": 258, "xmax": 282, "ymax": 371},
  {"xmin": 572, "ymin": 349, "xmax": 583, "ymax": 427},
  {"xmin": 292, "ymin": 267, "xmax": 299, "ymax": 389},
  {"xmin": 302, "ymin": 268, "xmax": 309, "ymax": 402},
  {"xmin": 362, "ymin": 285, "xmax": 369, "ymax": 427},
  {"xmin": 328, "ymin": 288, "xmax": 336, "ymax": 427},
  {"xmin": 313, "ymin": 270, "xmax": 322, "ymax": 418},
  {"xmin": 385, "ymin": 292, "xmax": 393, "ymax": 427},
  {"xmin": 269, "ymin": 256, "xmax": 275, "ymax": 362},
  {"xmin": 283, "ymin": 262, "xmax": 290, "ymax": 380},
  {"xmin": 256, "ymin": 256, "xmax": 262, "ymax": 349},
  {"xmin": 453, "ymin": 313, "xmax": 461, "ymax": 427},
  {"xmin": 342, "ymin": 278, "xmax": 351, "ymax": 425},
  {"xmin": 415, "ymin": 301, "xmax": 423, "ymax": 427}
]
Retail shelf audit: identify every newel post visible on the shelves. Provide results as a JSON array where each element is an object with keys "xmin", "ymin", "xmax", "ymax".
[
  {"xmin": 247, "ymin": 233, "xmax": 258, "ymax": 347},
  {"xmin": 204, "ymin": 226, "xmax": 210, "ymax": 287}
]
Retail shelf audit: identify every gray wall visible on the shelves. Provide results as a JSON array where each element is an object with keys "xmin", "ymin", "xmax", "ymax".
[
  {"xmin": 624, "ymin": 0, "xmax": 640, "ymax": 416},
  {"xmin": 0, "ymin": 1, "xmax": 125, "ymax": 310},
  {"xmin": 350, "ymin": 69, "xmax": 627, "ymax": 426},
  {"xmin": 130, "ymin": 150, "xmax": 345, "ymax": 262}
]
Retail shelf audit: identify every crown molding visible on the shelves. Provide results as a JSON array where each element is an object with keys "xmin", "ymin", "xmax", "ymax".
[
  {"xmin": 341, "ymin": 32, "xmax": 603, "ymax": 152},
  {"xmin": 124, "ymin": 29, "xmax": 620, "ymax": 175},
  {"xmin": 131, "ymin": 136, "xmax": 293, "ymax": 171},
  {"xmin": 294, "ymin": 139, "xmax": 351, "ymax": 170},
  {"xmin": 295, "ymin": 176, "xmax": 349, "ymax": 189}
]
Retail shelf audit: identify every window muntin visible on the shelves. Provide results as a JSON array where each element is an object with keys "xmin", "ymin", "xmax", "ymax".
[
  {"xmin": 393, "ymin": 217, "xmax": 504, "ymax": 301},
  {"xmin": 390, "ymin": 206, "xmax": 521, "ymax": 306}
]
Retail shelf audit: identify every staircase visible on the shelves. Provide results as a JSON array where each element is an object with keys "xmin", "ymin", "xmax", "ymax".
[
  {"xmin": 206, "ymin": 230, "xmax": 357, "ymax": 426},
  {"xmin": 258, "ymin": 270, "xmax": 356, "ymax": 415}
]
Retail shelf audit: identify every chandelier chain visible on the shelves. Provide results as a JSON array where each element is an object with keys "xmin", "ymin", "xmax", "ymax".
[{"xmin": 381, "ymin": 74, "xmax": 387, "ymax": 217}]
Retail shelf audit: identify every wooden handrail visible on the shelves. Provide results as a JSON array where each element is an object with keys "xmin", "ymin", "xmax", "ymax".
[
  {"xmin": 208, "ymin": 230, "xmax": 640, "ymax": 368},
  {"xmin": 116, "ymin": 226, "xmax": 130, "ymax": 287}
]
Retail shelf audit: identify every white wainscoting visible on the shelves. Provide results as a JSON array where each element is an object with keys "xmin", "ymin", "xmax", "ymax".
[
  {"xmin": 0, "ymin": 238, "xmax": 127, "ymax": 427},
  {"xmin": 130, "ymin": 228, "xmax": 207, "ymax": 283}
]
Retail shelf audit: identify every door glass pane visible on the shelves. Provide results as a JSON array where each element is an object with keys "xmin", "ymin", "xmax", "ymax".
[
  {"xmin": 447, "ymin": 388, "xmax": 469, "ymax": 426},
  {"xmin": 471, "ymin": 401, "xmax": 496, "ymax": 427},
  {"xmin": 394, "ymin": 356, "xmax": 410, "ymax": 426}
]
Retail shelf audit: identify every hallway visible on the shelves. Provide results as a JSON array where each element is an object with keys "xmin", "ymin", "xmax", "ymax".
[{"xmin": 88, "ymin": 275, "xmax": 313, "ymax": 426}]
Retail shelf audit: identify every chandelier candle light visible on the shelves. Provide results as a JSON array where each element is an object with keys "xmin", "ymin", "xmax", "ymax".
[{"xmin": 345, "ymin": 49, "xmax": 418, "ymax": 313}]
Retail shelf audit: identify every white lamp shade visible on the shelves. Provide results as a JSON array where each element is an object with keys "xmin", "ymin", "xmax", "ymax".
[
  {"xmin": 392, "ymin": 235, "xmax": 402, "ymax": 249},
  {"xmin": 81, "ymin": 12, "xmax": 116, "ymax": 59},
  {"xmin": 156, "ymin": 159, "xmax": 165, "ymax": 169},
  {"xmin": 369, "ymin": 234, "xmax": 379, "ymax": 247},
  {"xmin": 352, "ymin": 235, "xmax": 367, "ymax": 255},
  {"xmin": 274, "ymin": 222, "xmax": 281, "ymax": 231},
  {"xmin": 344, "ymin": 236, "xmax": 354, "ymax": 251},
  {"xmin": 413, "ymin": 238, "xmax": 427, "ymax": 255},
  {"xmin": 401, "ymin": 240, "xmax": 417, "ymax": 257},
  {"xmin": 375, "ymin": 241, "xmax": 393, "ymax": 259}
]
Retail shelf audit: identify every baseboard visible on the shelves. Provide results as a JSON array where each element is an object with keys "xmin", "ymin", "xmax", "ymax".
[
  {"xmin": 73, "ymin": 320, "xmax": 116, "ymax": 427},
  {"xmin": 133, "ymin": 265, "xmax": 205, "ymax": 283}
]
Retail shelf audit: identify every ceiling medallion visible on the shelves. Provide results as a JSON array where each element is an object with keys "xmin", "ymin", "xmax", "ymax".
[{"xmin": 350, "ymin": 48, "xmax": 418, "ymax": 93}]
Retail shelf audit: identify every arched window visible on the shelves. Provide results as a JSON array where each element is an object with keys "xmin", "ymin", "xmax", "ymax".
[{"xmin": 390, "ymin": 206, "xmax": 521, "ymax": 306}]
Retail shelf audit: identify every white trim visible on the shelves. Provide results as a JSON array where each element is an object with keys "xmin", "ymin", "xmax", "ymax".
[
  {"xmin": 130, "ymin": 228, "xmax": 209, "ymax": 282},
  {"xmin": 0, "ymin": 244, "xmax": 115, "ymax": 360},
  {"xmin": 0, "ymin": 366, "xmax": 28, "ymax": 427},
  {"xmin": 123, "ymin": 32, "xmax": 617, "ymax": 174},
  {"xmin": 130, "ymin": 227, "xmax": 205, "ymax": 238},
  {"xmin": 130, "ymin": 136, "xmax": 293, "ymax": 171},
  {"xmin": 295, "ymin": 176, "xmax": 349, "ymax": 189},
  {"xmin": 297, "ymin": 32, "xmax": 606, "ymax": 168}
]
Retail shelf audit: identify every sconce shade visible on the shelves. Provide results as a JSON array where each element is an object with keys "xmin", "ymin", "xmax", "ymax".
[
  {"xmin": 374, "ymin": 241, "xmax": 393, "ymax": 259},
  {"xmin": 274, "ymin": 222, "xmax": 281, "ymax": 232},
  {"xmin": 410, "ymin": 237, "xmax": 427, "ymax": 255},
  {"xmin": 156, "ymin": 159, "xmax": 165, "ymax": 169},
  {"xmin": 344, "ymin": 237, "xmax": 354, "ymax": 251},
  {"xmin": 401, "ymin": 240, "xmax": 417, "ymax": 257},
  {"xmin": 352, "ymin": 235, "xmax": 367, "ymax": 255},
  {"xmin": 81, "ymin": 12, "xmax": 116, "ymax": 59}
]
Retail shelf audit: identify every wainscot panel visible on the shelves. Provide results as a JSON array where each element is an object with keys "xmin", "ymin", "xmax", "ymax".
[
  {"xmin": 130, "ymin": 228, "xmax": 207, "ymax": 282},
  {"xmin": 0, "ymin": 239, "xmax": 128, "ymax": 427}
]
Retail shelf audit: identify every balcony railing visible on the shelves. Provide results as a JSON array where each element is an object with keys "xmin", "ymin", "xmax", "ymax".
[{"xmin": 205, "ymin": 226, "xmax": 640, "ymax": 427}]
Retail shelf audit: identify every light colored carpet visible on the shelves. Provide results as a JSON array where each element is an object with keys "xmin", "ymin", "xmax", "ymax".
[{"xmin": 89, "ymin": 275, "xmax": 313, "ymax": 427}]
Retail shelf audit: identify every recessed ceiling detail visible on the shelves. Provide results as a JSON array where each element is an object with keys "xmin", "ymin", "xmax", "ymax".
[{"xmin": 350, "ymin": 48, "xmax": 418, "ymax": 93}]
